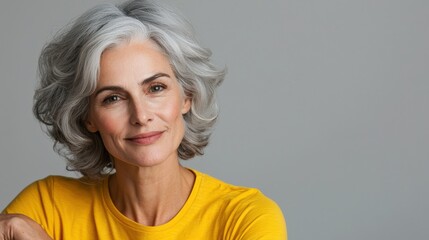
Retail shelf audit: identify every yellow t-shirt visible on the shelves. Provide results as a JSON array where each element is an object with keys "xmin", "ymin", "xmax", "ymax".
[{"xmin": 3, "ymin": 169, "xmax": 287, "ymax": 239}]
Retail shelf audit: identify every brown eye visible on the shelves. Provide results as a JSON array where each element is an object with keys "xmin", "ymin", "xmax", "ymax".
[
  {"xmin": 149, "ymin": 84, "xmax": 166, "ymax": 93},
  {"xmin": 102, "ymin": 95, "xmax": 121, "ymax": 104}
]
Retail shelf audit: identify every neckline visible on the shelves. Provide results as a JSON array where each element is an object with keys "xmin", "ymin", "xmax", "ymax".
[{"xmin": 101, "ymin": 168, "xmax": 202, "ymax": 232}]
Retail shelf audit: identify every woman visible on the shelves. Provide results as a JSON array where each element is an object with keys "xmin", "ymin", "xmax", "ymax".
[{"xmin": 0, "ymin": 0, "xmax": 286, "ymax": 239}]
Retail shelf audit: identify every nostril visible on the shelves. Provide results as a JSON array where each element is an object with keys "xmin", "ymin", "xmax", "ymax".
[{"xmin": 129, "ymin": 101, "xmax": 153, "ymax": 126}]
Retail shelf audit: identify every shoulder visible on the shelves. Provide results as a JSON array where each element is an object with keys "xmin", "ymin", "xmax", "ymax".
[
  {"xmin": 192, "ymin": 170, "xmax": 287, "ymax": 239},
  {"xmin": 45, "ymin": 175, "xmax": 103, "ymax": 194},
  {"xmin": 3, "ymin": 175, "xmax": 103, "ymax": 214},
  {"xmin": 195, "ymin": 170, "xmax": 281, "ymax": 209},
  {"xmin": 20, "ymin": 175, "xmax": 101, "ymax": 196},
  {"xmin": 3, "ymin": 175, "xmax": 107, "ymax": 237}
]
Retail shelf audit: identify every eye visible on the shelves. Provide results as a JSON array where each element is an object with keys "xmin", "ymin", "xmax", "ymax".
[
  {"xmin": 102, "ymin": 95, "xmax": 121, "ymax": 104},
  {"xmin": 148, "ymin": 84, "xmax": 166, "ymax": 93}
]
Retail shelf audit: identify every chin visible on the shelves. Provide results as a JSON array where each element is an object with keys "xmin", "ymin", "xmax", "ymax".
[{"xmin": 121, "ymin": 152, "xmax": 177, "ymax": 168}]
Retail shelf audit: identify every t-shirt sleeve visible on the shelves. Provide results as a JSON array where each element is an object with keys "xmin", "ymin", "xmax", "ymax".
[
  {"xmin": 226, "ymin": 190, "xmax": 287, "ymax": 240},
  {"xmin": 1, "ymin": 177, "xmax": 55, "ymax": 235}
]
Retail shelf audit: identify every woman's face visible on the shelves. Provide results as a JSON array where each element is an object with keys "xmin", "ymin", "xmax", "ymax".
[{"xmin": 86, "ymin": 39, "xmax": 191, "ymax": 168}]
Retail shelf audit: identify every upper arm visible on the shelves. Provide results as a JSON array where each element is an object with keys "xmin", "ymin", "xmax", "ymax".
[
  {"xmin": 2, "ymin": 177, "xmax": 55, "ymax": 234},
  {"xmin": 225, "ymin": 191, "xmax": 287, "ymax": 240}
]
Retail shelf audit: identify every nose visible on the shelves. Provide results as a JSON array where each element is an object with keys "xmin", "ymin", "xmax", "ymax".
[{"xmin": 129, "ymin": 98, "xmax": 153, "ymax": 126}]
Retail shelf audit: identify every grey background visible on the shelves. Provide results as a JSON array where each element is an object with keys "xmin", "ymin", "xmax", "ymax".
[{"xmin": 1, "ymin": 0, "xmax": 428, "ymax": 239}]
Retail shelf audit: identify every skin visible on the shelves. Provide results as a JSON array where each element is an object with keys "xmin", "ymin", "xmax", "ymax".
[
  {"xmin": 0, "ymin": 38, "xmax": 195, "ymax": 236},
  {"xmin": 0, "ymin": 214, "xmax": 52, "ymax": 239},
  {"xmin": 86, "ymin": 38, "xmax": 195, "ymax": 226}
]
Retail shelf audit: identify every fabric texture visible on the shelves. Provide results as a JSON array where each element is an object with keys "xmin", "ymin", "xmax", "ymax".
[{"xmin": 3, "ymin": 169, "xmax": 286, "ymax": 239}]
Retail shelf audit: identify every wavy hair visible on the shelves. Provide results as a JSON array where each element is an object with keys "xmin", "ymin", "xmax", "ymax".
[{"xmin": 33, "ymin": 0, "xmax": 225, "ymax": 178}]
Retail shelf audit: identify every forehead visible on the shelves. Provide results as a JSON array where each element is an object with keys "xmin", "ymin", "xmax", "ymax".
[
  {"xmin": 101, "ymin": 38, "xmax": 165, "ymax": 63},
  {"xmin": 98, "ymin": 39, "xmax": 174, "ymax": 81}
]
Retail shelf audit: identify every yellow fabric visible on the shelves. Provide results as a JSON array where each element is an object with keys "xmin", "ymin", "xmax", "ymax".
[{"xmin": 3, "ymin": 169, "xmax": 287, "ymax": 239}]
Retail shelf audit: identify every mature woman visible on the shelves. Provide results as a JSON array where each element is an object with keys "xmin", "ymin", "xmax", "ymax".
[{"xmin": 1, "ymin": 0, "xmax": 286, "ymax": 239}]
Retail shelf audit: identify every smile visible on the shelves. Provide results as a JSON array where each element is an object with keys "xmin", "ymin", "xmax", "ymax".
[{"xmin": 125, "ymin": 131, "xmax": 164, "ymax": 145}]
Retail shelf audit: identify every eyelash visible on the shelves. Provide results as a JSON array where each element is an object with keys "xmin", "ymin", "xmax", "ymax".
[
  {"xmin": 102, "ymin": 95, "xmax": 122, "ymax": 105},
  {"xmin": 101, "ymin": 83, "xmax": 167, "ymax": 105},
  {"xmin": 148, "ymin": 83, "xmax": 166, "ymax": 93}
]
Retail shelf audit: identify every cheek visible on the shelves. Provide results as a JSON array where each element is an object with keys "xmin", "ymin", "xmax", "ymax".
[
  {"xmin": 160, "ymin": 98, "xmax": 185, "ymax": 124},
  {"xmin": 100, "ymin": 120, "xmax": 121, "ymax": 135},
  {"xmin": 95, "ymin": 110, "xmax": 126, "ymax": 135}
]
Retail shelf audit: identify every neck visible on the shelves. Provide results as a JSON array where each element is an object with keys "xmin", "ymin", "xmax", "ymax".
[{"xmin": 108, "ymin": 161, "xmax": 195, "ymax": 226}]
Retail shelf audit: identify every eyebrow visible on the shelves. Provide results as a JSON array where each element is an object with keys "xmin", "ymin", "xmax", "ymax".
[{"xmin": 94, "ymin": 72, "xmax": 171, "ymax": 96}]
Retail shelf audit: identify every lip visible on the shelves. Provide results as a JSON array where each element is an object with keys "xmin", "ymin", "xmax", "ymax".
[{"xmin": 125, "ymin": 131, "xmax": 164, "ymax": 145}]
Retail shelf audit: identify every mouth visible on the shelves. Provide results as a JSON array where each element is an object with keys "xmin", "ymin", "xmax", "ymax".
[{"xmin": 125, "ymin": 131, "xmax": 164, "ymax": 145}]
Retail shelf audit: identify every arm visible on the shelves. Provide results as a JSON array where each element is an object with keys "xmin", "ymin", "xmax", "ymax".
[
  {"xmin": 2, "ymin": 177, "xmax": 55, "ymax": 239},
  {"xmin": 225, "ymin": 190, "xmax": 287, "ymax": 240},
  {"xmin": 0, "ymin": 214, "xmax": 52, "ymax": 240},
  {"xmin": 237, "ymin": 201, "xmax": 287, "ymax": 240}
]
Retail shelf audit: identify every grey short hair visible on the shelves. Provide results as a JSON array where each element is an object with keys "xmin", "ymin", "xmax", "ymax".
[{"xmin": 33, "ymin": 0, "xmax": 225, "ymax": 178}]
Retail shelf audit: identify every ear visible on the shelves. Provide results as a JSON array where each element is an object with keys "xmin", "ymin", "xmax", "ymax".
[
  {"xmin": 181, "ymin": 98, "xmax": 191, "ymax": 114},
  {"xmin": 85, "ymin": 118, "xmax": 98, "ymax": 133}
]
